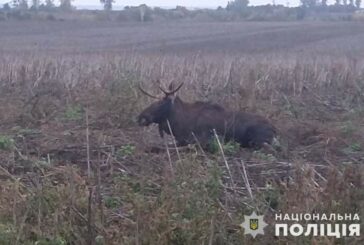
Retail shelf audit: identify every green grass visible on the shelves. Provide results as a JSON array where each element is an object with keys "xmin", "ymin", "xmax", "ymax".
[
  {"xmin": 63, "ymin": 105, "xmax": 83, "ymax": 121},
  {"xmin": 0, "ymin": 135, "xmax": 14, "ymax": 150},
  {"xmin": 116, "ymin": 144, "xmax": 136, "ymax": 158},
  {"xmin": 208, "ymin": 138, "xmax": 240, "ymax": 155}
]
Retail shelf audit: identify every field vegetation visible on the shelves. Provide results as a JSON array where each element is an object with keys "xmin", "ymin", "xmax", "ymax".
[{"xmin": 0, "ymin": 19, "xmax": 363, "ymax": 244}]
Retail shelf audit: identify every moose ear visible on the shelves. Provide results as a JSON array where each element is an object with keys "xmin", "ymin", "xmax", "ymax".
[
  {"xmin": 168, "ymin": 81, "xmax": 181, "ymax": 96},
  {"xmin": 168, "ymin": 82, "xmax": 174, "ymax": 91},
  {"xmin": 167, "ymin": 82, "xmax": 177, "ymax": 103}
]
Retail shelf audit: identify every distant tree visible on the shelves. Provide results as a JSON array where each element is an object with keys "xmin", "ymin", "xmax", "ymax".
[
  {"xmin": 138, "ymin": 4, "xmax": 147, "ymax": 22},
  {"xmin": 343, "ymin": 0, "xmax": 348, "ymax": 5},
  {"xmin": 60, "ymin": 0, "xmax": 73, "ymax": 11},
  {"xmin": 12, "ymin": 0, "xmax": 18, "ymax": 8},
  {"xmin": 19, "ymin": 0, "xmax": 28, "ymax": 10},
  {"xmin": 300, "ymin": 0, "xmax": 317, "ymax": 8},
  {"xmin": 3, "ymin": 3, "xmax": 11, "ymax": 10},
  {"xmin": 100, "ymin": 0, "xmax": 114, "ymax": 10},
  {"xmin": 31, "ymin": 0, "xmax": 40, "ymax": 10},
  {"xmin": 322, "ymin": 0, "xmax": 327, "ymax": 6},
  {"xmin": 355, "ymin": 0, "xmax": 361, "ymax": 7},
  {"xmin": 12, "ymin": 0, "xmax": 28, "ymax": 10},
  {"xmin": 310, "ymin": 0, "xmax": 318, "ymax": 7},
  {"xmin": 45, "ymin": 0, "xmax": 55, "ymax": 9},
  {"xmin": 335, "ymin": 0, "xmax": 341, "ymax": 5},
  {"xmin": 226, "ymin": 0, "xmax": 249, "ymax": 12},
  {"xmin": 349, "ymin": 0, "xmax": 354, "ymax": 5},
  {"xmin": 296, "ymin": 6, "xmax": 306, "ymax": 19}
]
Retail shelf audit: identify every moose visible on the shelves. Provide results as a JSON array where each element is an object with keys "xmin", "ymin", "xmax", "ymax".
[{"xmin": 137, "ymin": 83, "xmax": 276, "ymax": 149}]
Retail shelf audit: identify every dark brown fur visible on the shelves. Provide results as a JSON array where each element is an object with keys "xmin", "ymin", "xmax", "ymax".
[{"xmin": 137, "ymin": 92, "xmax": 276, "ymax": 149}]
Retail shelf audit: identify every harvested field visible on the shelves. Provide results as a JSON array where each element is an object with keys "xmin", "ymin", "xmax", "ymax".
[
  {"xmin": 1, "ymin": 20, "xmax": 364, "ymax": 55},
  {"xmin": 0, "ymin": 20, "xmax": 363, "ymax": 244}
]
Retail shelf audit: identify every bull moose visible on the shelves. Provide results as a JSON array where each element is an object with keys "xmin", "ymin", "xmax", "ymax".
[{"xmin": 137, "ymin": 83, "xmax": 276, "ymax": 149}]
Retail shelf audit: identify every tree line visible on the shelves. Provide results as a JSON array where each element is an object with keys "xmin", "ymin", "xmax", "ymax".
[
  {"xmin": 2, "ymin": 0, "xmax": 115, "ymax": 11},
  {"xmin": 2, "ymin": 0, "xmax": 362, "ymax": 12}
]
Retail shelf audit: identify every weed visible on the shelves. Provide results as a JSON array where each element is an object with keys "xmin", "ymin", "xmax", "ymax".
[
  {"xmin": 104, "ymin": 196, "xmax": 121, "ymax": 209},
  {"xmin": 0, "ymin": 135, "xmax": 14, "ymax": 150},
  {"xmin": 16, "ymin": 128, "xmax": 42, "ymax": 136},
  {"xmin": 262, "ymin": 184, "xmax": 280, "ymax": 210},
  {"xmin": 63, "ymin": 105, "xmax": 83, "ymax": 121},
  {"xmin": 95, "ymin": 235, "xmax": 105, "ymax": 245},
  {"xmin": 208, "ymin": 138, "xmax": 240, "ymax": 155},
  {"xmin": 32, "ymin": 237, "xmax": 67, "ymax": 245},
  {"xmin": 0, "ymin": 223, "xmax": 15, "ymax": 245},
  {"xmin": 340, "ymin": 121, "xmax": 355, "ymax": 136},
  {"xmin": 116, "ymin": 144, "xmax": 136, "ymax": 158},
  {"xmin": 205, "ymin": 163, "xmax": 223, "ymax": 200},
  {"xmin": 272, "ymin": 136, "xmax": 282, "ymax": 150},
  {"xmin": 253, "ymin": 150, "xmax": 277, "ymax": 162},
  {"xmin": 223, "ymin": 141, "xmax": 240, "ymax": 155},
  {"xmin": 343, "ymin": 143, "xmax": 362, "ymax": 153},
  {"xmin": 207, "ymin": 138, "xmax": 219, "ymax": 154},
  {"xmin": 350, "ymin": 143, "xmax": 362, "ymax": 152}
]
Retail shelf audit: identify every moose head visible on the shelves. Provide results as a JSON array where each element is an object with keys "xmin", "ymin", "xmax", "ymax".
[{"xmin": 137, "ymin": 82, "xmax": 184, "ymax": 127}]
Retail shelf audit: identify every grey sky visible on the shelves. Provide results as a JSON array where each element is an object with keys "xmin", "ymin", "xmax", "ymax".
[{"xmin": 0, "ymin": 0, "xmax": 303, "ymax": 7}]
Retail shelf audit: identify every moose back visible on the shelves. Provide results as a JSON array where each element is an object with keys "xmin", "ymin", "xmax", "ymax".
[{"xmin": 137, "ymin": 83, "xmax": 276, "ymax": 149}]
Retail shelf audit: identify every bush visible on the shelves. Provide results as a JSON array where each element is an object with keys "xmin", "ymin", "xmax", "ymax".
[
  {"xmin": 8, "ymin": 10, "xmax": 32, "ymax": 20},
  {"xmin": 227, "ymin": 0, "xmax": 249, "ymax": 14},
  {"xmin": 118, "ymin": 5, "xmax": 153, "ymax": 22},
  {"xmin": 0, "ymin": 11, "xmax": 6, "ymax": 21},
  {"xmin": 45, "ymin": 13, "xmax": 56, "ymax": 21}
]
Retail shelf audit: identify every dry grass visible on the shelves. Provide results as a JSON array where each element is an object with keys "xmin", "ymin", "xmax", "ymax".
[{"xmin": 0, "ymin": 21, "xmax": 363, "ymax": 244}]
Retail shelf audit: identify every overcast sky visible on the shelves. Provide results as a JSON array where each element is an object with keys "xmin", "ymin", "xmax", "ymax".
[{"xmin": 0, "ymin": 0, "xmax": 303, "ymax": 8}]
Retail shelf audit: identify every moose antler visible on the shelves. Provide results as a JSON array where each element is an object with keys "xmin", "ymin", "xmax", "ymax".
[
  {"xmin": 159, "ymin": 82, "xmax": 184, "ymax": 96},
  {"xmin": 138, "ymin": 83, "xmax": 160, "ymax": 99}
]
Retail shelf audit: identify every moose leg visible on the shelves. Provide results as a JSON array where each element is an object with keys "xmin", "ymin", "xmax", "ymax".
[
  {"xmin": 158, "ymin": 123, "xmax": 165, "ymax": 138},
  {"xmin": 191, "ymin": 130, "xmax": 214, "ymax": 150},
  {"xmin": 176, "ymin": 139, "xmax": 189, "ymax": 147}
]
